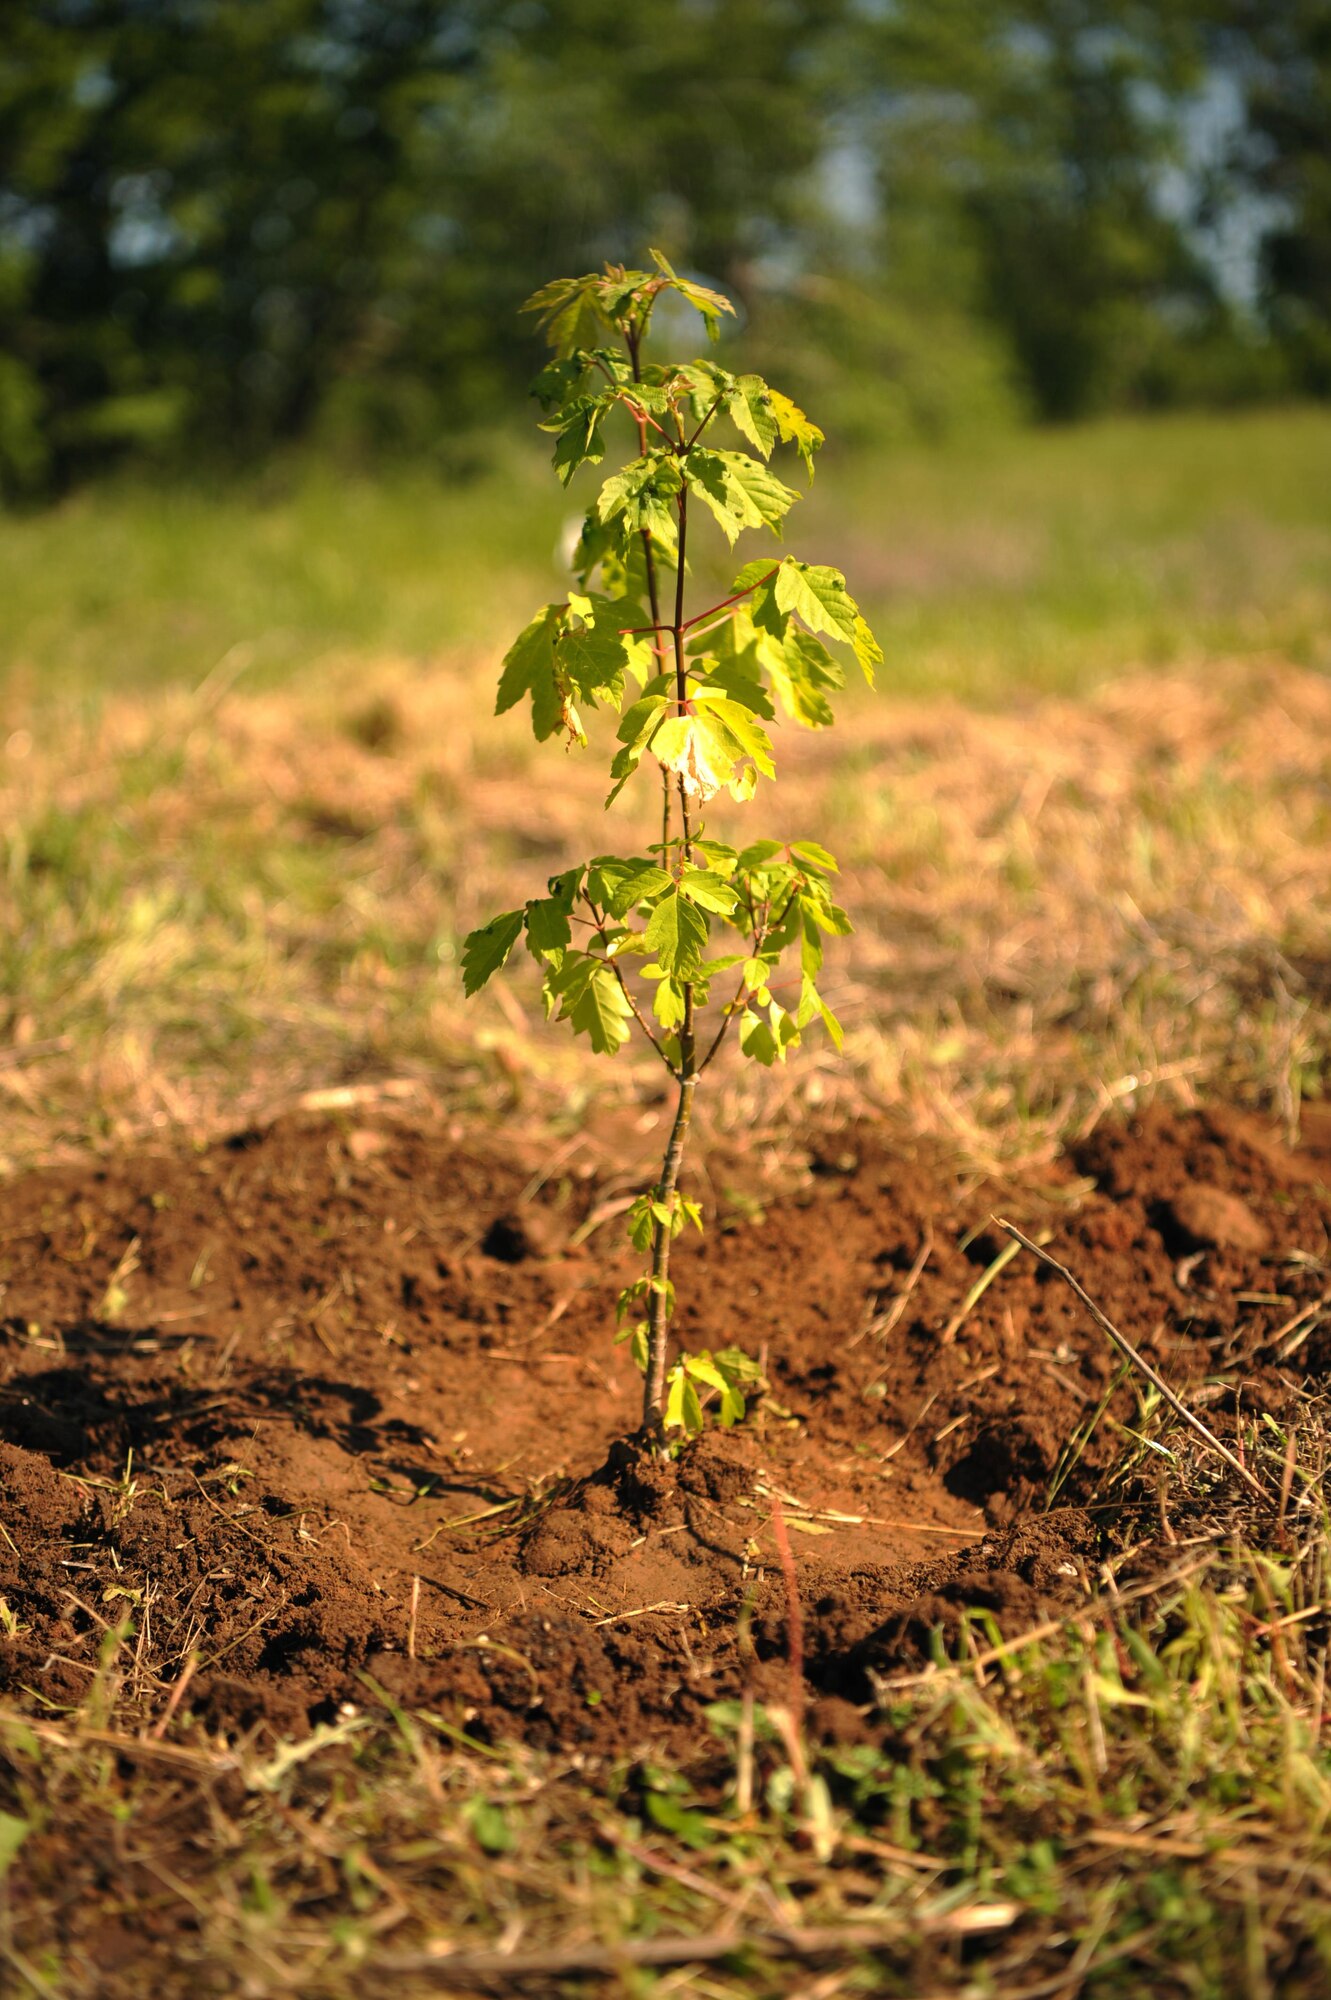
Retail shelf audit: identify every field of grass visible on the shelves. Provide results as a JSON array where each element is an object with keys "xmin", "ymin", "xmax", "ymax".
[
  {"xmin": 3, "ymin": 407, "xmax": 1331, "ymax": 1995},
  {"xmin": 5, "ymin": 405, "xmax": 1330, "ymax": 704}
]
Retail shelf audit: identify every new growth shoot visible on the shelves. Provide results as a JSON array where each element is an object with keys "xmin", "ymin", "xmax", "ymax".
[{"xmin": 463, "ymin": 253, "xmax": 880, "ymax": 1446}]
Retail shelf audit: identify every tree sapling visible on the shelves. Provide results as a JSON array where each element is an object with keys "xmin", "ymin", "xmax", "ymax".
[{"xmin": 464, "ymin": 254, "xmax": 879, "ymax": 1446}]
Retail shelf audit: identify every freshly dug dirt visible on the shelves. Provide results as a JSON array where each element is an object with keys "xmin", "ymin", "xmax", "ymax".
[{"xmin": 1, "ymin": 1100, "xmax": 1328, "ymax": 1755}]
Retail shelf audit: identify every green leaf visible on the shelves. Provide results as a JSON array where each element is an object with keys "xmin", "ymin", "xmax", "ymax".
[
  {"xmin": 648, "ymin": 249, "xmax": 735, "ymax": 341},
  {"xmin": 646, "ymin": 888, "xmax": 709, "ymax": 976},
  {"xmin": 495, "ymin": 606, "xmax": 565, "ymax": 739},
  {"xmin": 774, "ymin": 560, "xmax": 858, "ymax": 644},
  {"xmin": 712, "ymin": 450, "xmax": 799, "ymax": 532},
  {"xmin": 767, "ymin": 388, "xmax": 825, "ymax": 477},
  {"xmin": 732, "ymin": 557, "xmax": 781, "ymax": 593},
  {"xmin": 462, "ymin": 911, "xmax": 525, "ymax": 995},
  {"xmin": 467, "ymin": 1799, "xmax": 514, "ymax": 1855},
  {"xmin": 524, "ymin": 896, "xmax": 572, "ymax": 961},
  {"xmin": 678, "ymin": 864, "xmax": 739, "ymax": 916},
  {"xmin": 651, "ymin": 976, "xmax": 687, "ymax": 1030},
  {"xmin": 693, "ymin": 693, "xmax": 775, "ymax": 778},
  {"xmin": 605, "ymin": 692, "xmax": 669, "ymax": 806},
  {"xmin": 664, "ymin": 1365, "xmax": 705, "ymax": 1435},
  {"xmin": 692, "ymin": 840, "xmax": 738, "ymax": 875},
  {"xmin": 852, "ymin": 612, "xmax": 882, "ymax": 688},
  {"xmin": 545, "ymin": 393, "xmax": 610, "ymax": 484},
  {"xmin": 738, "ymin": 1011, "xmax": 780, "ymax": 1066},
  {"xmin": 770, "ymin": 627, "xmax": 843, "ymax": 728},
  {"xmin": 790, "ymin": 840, "xmax": 839, "ymax": 875},
  {"xmin": 546, "ymin": 955, "xmax": 634, "ymax": 1054},
  {"xmin": 588, "ymin": 857, "xmax": 673, "ymax": 916},
  {"xmin": 627, "ymin": 1194, "xmax": 656, "ymax": 1253},
  {"xmin": 651, "ymin": 712, "xmax": 731, "ymax": 802},
  {"xmin": 798, "ymin": 975, "xmax": 844, "ymax": 1051},
  {"xmin": 521, "ymin": 275, "xmax": 606, "ymax": 358},
  {"xmin": 683, "ymin": 449, "xmax": 797, "ymax": 544},
  {"xmin": 727, "ymin": 374, "xmax": 778, "ymax": 458},
  {"xmin": 737, "ymin": 839, "xmax": 784, "ymax": 870},
  {"xmin": 800, "ymin": 891, "xmax": 853, "ymax": 936},
  {"xmin": 597, "ymin": 454, "xmax": 682, "ymax": 545}
]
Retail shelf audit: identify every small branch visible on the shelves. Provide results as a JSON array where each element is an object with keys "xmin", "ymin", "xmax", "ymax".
[
  {"xmin": 681, "ymin": 389, "xmax": 726, "ymax": 452},
  {"xmin": 696, "ymin": 883, "xmax": 801, "ymax": 1076},
  {"xmin": 616, "ymin": 390, "xmax": 672, "ymax": 442},
  {"xmin": 680, "ymin": 566, "xmax": 780, "ymax": 633},
  {"xmin": 994, "ymin": 1219, "xmax": 1272, "ymax": 1504},
  {"xmin": 581, "ymin": 894, "xmax": 678, "ymax": 1078}
]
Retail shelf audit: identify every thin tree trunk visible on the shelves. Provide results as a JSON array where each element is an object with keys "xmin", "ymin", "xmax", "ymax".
[
  {"xmin": 641, "ymin": 480, "xmax": 696, "ymax": 1440},
  {"xmin": 641, "ymin": 1071, "xmax": 697, "ymax": 1431}
]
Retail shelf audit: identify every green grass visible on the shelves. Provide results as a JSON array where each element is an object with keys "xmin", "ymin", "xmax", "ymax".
[{"xmin": 3, "ymin": 405, "xmax": 1329, "ymax": 705}]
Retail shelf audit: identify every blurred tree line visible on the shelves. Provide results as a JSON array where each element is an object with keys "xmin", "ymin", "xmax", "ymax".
[{"xmin": 1, "ymin": 0, "xmax": 1327, "ymax": 493}]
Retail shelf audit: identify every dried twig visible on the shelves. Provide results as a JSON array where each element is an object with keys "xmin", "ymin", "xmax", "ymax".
[
  {"xmin": 994, "ymin": 1218, "xmax": 1271, "ymax": 1503},
  {"xmin": 374, "ymin": 1904, "xmax": 1019, "ymax": 1983}
]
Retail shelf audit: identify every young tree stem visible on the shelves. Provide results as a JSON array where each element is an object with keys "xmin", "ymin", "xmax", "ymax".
[
  {"xmin": 643, "ymin": 481, "xmax": 698, "ymax": 1438},
  {"xmin": 626, "ymin": 327, "xmax": 672, "ymax": 862}
]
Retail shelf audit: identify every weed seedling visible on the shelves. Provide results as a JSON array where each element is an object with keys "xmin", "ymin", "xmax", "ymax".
[{"xmin": 465, "ymin": 254, "xmax": 879, "ymax": 1446}]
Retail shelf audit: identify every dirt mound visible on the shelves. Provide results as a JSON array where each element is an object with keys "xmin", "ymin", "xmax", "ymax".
[{"xmin": 1, "ymin": 1102, "xmax": 1328, "ymax": 1754}]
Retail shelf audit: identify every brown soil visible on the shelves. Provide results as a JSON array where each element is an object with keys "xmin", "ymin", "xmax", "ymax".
[{"xmin": 1, "ymin": 1100, "xmax": 1328, "ymax": 1756}]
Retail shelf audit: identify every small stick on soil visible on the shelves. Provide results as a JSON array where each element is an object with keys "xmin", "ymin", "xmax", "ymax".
[
  {"xmin": 149, "ymin": 1650, "xmax": 199, "ymax": 1741},
  {"xmin": 769, "ymin": 1495, "xmax": 807, "ymax": 1777},
  {"xmin": 853, "ymin": 1228, "xmax": 933, "ymax": 1346},
  {"xmin": 374, "ymin": 1904, "xmax": 1019, "ymax": 1983},
  {"xmin": 993, "ymin": 1218, "xmax": 1271, "ymax": 1504},
  {"xmin": 407, "ymin": 1574, "xmax": 421, "ymax": 1661},
  {"xmin": 941, "ymin": 1230, "xmax": 1048, "ymax": 1345}
]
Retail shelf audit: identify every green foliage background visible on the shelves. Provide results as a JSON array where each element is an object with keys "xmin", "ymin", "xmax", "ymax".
[{"xmin": 2, "ymin": 0, "xmax": 1328, "ymax": 494}]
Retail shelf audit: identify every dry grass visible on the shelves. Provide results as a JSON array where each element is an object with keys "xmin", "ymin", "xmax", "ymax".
[
  {"xmin": 5, "ymin": 1409, "xmax": 1331, "ymax": 1997},
  {"xmin": 3, "ymin": 647, "xmax": 1328, "ymax": 1178}
]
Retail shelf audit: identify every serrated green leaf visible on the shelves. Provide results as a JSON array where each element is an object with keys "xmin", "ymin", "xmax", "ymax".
[
  {"xmin": 712, "ymin": 450, "xmax": 799, "ymax": 532},
  {"xmin": 800, "ymin": 892, "xmax": 854, "ymax": 936},
  {"xmin": 598, "ymin": 454, "xmax": 682, "ymax": 544},
  {"xmin": 547, "ymin": 394, "xmax": 610, "ymax": 484},
  {"xmin": 652, "ymin": 710, "xmax": 741, "ymax": 802},
  {"xmin": 646, "ymin": 888, "xmax": 709, "ymax": 976},
  {"xmin": 588, "ymin": 857, "xmax": 673, "ymax": 916},
  {"xmin": 664, "ymin": 1367, "xmax": 688, "ymax": 1431},
  {"xmin": 652, "ymin": 976, "xmax": 687, "ymax": 1030},
  {"xmin": 790, "ymin": 840, "xmax": 839, "ymax": 874},
  {"xmin": 852, "ymin": 611, "xmax": 882, "ymax": 688},
  {"xmin": 521, "ymin": 275, "xmax": 607, "ymax": 358},
  {"xmin": 627, "ymin": 1195, "xmax": 656, "ymax": 1253},
  {"xmin": 732, "ymin": 557, "xmax": 781, "ymax": 593},
  {"xmin": 495, "ymin": 606, "xmax": 563, "ymax": 736},
  {"xmin": 684, "ymin": 449, "xmax": 797, "ymax": 545},
  {"xmin": 524, "ymin": 896, "xmax": 572, "ymax": 961},
  {"xmin": 728, "ymin": 374, "xmax": 778, "ymax": 458},
  {"xmin": 693, "ymin": 693, "xmax": 775, "ymax": 780},
  {"xmin": 774, "ymin": 559, "xmax": 859, "ymax": 643},
  {"xmin": 679, "ymin": 865, "xmax": 739, "ymax": 916},
  {"xmin": 461, "ymin": 910, "xmax": 525, "ymax": 995},
  {"xmin": 767, "ymin": 388, "xmax": 825, "ymax": 477},
  {"xmin": 770, "ymin": 627, "xmax": 843, "ymax": 728},
  {"xmin": 738, "ymin": 1011, "xmax": 780, "ymax": 1065},
  {"xmin": 648, "ymin": 249, "xmax": 734, "ymax": 341},
  {"xmin": 547, "ymin": 955, "xmax": 634, "ymax": 1054}
]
